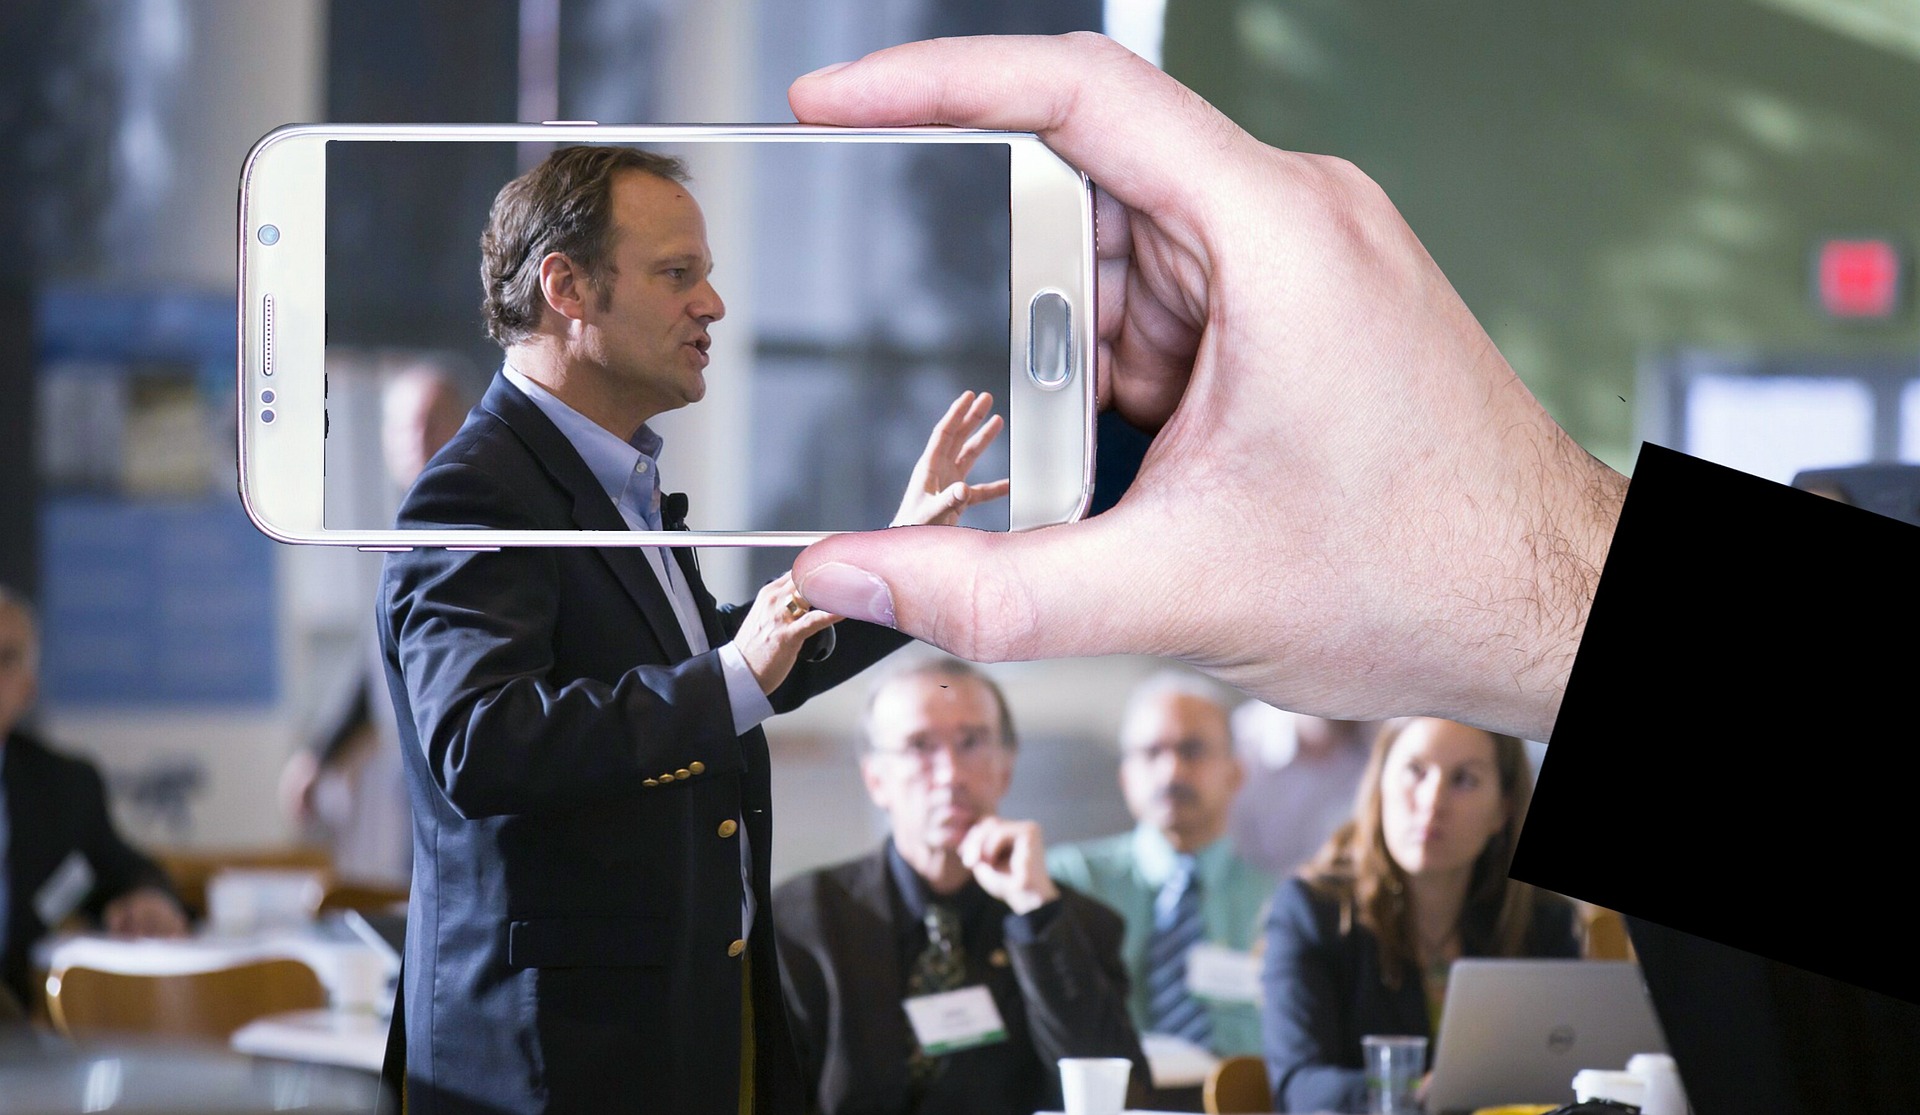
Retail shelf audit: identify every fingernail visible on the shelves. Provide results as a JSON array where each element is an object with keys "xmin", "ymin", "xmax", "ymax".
[
  {"xmin": 798, "ymin": 60, "xmax": 851, "ymax": 80},
  {"xmin": 799, "ymin": 562, "xmax": 895, "ymax": 627}
]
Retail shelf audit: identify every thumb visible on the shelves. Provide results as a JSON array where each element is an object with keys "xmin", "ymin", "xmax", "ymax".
[{"xmin": 792, "ymin": 518, "xmax": 1149, "ymax": 662}]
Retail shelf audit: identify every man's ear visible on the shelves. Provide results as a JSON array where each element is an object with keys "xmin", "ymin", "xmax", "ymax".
[
  {"xmin": 537, "ymin": 252, "xmax": 592, "ymax": 323},
  {"xmin": 859, "ymin": 755, "xmax": 890, "ymax": 811}
]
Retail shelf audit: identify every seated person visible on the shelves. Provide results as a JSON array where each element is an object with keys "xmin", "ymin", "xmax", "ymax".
[
  {"xmin": 773, "ymin": 657, "xmax": 1145, "ymax": 1115},
  {"xmin": 1048, "ymin": 671, "xmax": 1272, "ymax": 1056},
  {"xmin": 0, "ymin": 585, "xmax": 188, "ymax": 1006},
  {"xmin": 1260, "ymin": 717, "xmax": 1577, "ymax": 1113}
]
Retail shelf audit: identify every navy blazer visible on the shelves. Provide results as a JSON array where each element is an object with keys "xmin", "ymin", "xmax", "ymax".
[
  {"xmin": 2, "ymin": 729, "xmax": 177, "ymax": 1005},
  {"xmin": 381, "ymin": 372, "xmax": 907, "ymax": 1115},
  {"xmin": 1260, "ymin": 876, "xmax": 1579, "ymax": 1114}
]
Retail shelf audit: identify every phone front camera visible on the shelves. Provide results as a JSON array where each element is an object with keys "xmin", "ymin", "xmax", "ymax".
[
  {"xmin": 258, "ymin": 224, "xmax": 281, "ymax": 245},
  {"xmin": 261, "ymin": 408, "xmax": 276, "ymax": 424}
]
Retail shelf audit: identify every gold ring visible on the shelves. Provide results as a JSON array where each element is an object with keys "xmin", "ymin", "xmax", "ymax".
[{"xmin": 784, "ymin": 594, "xmax": 808, "ymax": 619}]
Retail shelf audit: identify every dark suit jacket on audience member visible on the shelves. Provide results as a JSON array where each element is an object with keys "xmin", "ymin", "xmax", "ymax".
[
  {"xmin": 1260, "ymin": 876, "xmax": 1579, "ymax": 1114},
  {"xmin": 773, "ymin": 843, "xmax": 1146, "ymax": 1115},
  {"xmin": 382, "ymin": 372, "xmax": 906, "ymax": 1115},
  {"xmin": 2, "ymin": 729, "xmax": 176, "ymax": 1004}
]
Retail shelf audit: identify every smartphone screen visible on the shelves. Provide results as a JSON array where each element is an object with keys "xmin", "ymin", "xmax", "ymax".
[{"xmin": 317, "ymin": 139, "xmax": 1013, "ymax": 536}]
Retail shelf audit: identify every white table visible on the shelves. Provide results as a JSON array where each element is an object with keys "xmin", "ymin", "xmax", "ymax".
[
  {"xmin": 1141, "ymin": 1031, "xmax": 1220, "ymax": 1089},
  {"xmin": 230, "ymin": 1008, "xmax": 389, "ymax": 1073}
]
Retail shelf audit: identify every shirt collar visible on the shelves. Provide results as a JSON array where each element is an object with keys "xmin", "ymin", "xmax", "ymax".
[
  {"xmin": 884, "ymin": 838, "xmax": 988, "ymax": 924},
  {"xmin": 1131, "ymin": 822, "xmax": 1233, "ymax": 890},
  {"xmin": 502, "ymin": 364, "xmax": 665, "ymax": 522}
]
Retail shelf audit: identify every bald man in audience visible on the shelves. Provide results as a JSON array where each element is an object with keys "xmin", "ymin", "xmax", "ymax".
[
  {"xmin": 0, "ymin": 585, "xmax": 186, "ymax": 1007},
  {"xmin": 773, "ymin": 658, "xmax": 1144, "ymax": 1115},
  {"xmin": 1050, "ymin": 673, "xmax": 1273, "ymax": 1057}
]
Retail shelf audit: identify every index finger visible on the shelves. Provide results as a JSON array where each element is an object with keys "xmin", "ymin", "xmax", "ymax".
[{"xmin": 788, "ymin": 33, "xmax": 1244, "ymax": 214}]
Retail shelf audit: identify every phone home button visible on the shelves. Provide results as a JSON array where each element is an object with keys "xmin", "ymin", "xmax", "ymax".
[{"xmin": 1027, "ymin": 291, "xmax": 1074, "ymax": 389}]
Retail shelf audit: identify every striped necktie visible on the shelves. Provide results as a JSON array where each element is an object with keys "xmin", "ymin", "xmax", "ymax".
[{"xmin": 1145, "ymin": 855, "xmax": 1213, "ymax": 1047}]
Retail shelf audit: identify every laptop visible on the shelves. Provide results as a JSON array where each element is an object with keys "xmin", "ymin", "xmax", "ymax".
[{"xmin": 1424, "ymin": 959, "xmax": 1668, "ymax": 1115}]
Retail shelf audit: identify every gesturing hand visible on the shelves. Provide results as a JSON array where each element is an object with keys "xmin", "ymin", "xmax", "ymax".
[
  {"xmin": 103, "ymin": 887, "xmax": 188, "ymax": 939},
  {"xmin": 891, "ymin": 390, "xmax": 1011, "ymax": 528}
]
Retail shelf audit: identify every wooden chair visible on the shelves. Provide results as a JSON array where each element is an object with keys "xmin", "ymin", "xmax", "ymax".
[
  {"xmin": 318, "ymin": 879, "xmax": 410, "ymax": 916},
  {"xmin": 1204, "ymin": 1054, "xmax": 1272, "ymax": 1115},
  {"xmin": 45, "ymin": 957, "xmax": 328, "ymax": 1042},
  {"xmin": 1581, "ymin": 905, "xmax": 1635, "ymax": 961}
]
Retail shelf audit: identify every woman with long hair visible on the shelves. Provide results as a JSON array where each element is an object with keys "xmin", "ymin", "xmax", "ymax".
[{"xmin": 1259, "ymin": 717, "xmax": 1578, "ymax": 1112}]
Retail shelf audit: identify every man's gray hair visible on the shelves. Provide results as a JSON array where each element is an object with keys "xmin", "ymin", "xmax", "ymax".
[
  {"xmin": 1118, "ymin": 667, "xmax": 1235, "ymax": 749},
  {"xmin": 860, "ymin": 655, "xmax": 1018, "ymax": 751}
]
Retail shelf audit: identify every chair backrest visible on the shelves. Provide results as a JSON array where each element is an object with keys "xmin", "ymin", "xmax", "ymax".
[
  {"xmin": 1205, "ymin": 1054, "xmax": 1272, "ymax": 1115},
  {"xmin": 45, "ymin": 958, "xmax": 328, "ymax": 1042},
  {"xmin": 318, "ymin": 880, "xmax": 410, "ymax": 916},
  {"xmin": 1582, "ymin": 906, "xmax": 1635, "ymax": 961}
]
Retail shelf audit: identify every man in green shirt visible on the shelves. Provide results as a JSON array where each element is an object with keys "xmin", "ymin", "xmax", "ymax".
[{"xmin": 1049, "ymin": 672, "xmax": 1273, "ymax": 1057}]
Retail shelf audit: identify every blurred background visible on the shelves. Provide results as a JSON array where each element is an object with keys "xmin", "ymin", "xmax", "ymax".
[{"xmin": 3, "ymin": 0, "xmax": 1918, "ymax": 884}]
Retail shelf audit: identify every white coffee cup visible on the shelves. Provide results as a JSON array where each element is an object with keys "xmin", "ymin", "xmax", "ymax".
[
  {"xmin": 1058, "ymin": 1056, "xmax": 1131, "ymax": 1115},
  {"xmin": 1627, "ymin": 1052, "xmax": 1689, "ymax": 1115},
  {"xmin": 1572, "ymin": 1068, "xmax": 1645, "ymax": 1106}
]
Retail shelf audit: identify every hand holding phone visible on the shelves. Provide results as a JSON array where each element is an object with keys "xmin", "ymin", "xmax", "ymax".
[
  {"xmin": 789, "ymin": 34, "xmax": 1627, "ymax": 744},
  {"xmin": 727, "ymin": 571, "xmax": 842, "ymax": 695}
]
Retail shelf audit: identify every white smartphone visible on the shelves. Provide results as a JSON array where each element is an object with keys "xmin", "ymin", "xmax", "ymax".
[{"xmin": 236, "ymin": 123, "xmax": 1095, "ymax": 547}]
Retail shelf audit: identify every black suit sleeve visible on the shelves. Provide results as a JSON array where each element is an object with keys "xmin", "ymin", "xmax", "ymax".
[
  {"xmin": 71, "ymin": 758, "xmax": 176, "ymax": 920},
  {"xmin": 1511, "ymin": 443, "xmax": 1920, "ymax": 1007},
  {"xmin": 2, "ymin": 735, "xmax": 179, "ymax": 1003},
  {"xmin": 769, "ymin": 897, "xmax": 830, "ymax": 1114},
  {"xmin": 1260, "ymin": 878, "xmax": 1366, "ymax": 1115},
  {"xmin": 1003, "ymin": 890, "xmax": 1147, "ymax": 1080}
]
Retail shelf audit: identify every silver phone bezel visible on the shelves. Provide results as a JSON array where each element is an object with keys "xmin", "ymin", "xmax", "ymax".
[{"xmin": 236, "ymin": 123, "xmax": 1096, "ymax": 548}]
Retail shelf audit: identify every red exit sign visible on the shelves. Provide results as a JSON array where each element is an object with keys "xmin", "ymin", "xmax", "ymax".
[{"xmin": 1815, "ymin": 238, "xmax": 1904, "ymax": 320}]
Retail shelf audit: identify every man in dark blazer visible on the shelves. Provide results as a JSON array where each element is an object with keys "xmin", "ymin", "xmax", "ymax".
[
  {"xmin": 382, "ymin": 146, "xmax": 1005, "ymax": 1115},
  {"xmin": 772, "ymin": 658, "xmax": 1145, "ymax": 1115},
  {"xmin": 0, "ymin": 586, "xmax": 187, "ymax": 1009}
]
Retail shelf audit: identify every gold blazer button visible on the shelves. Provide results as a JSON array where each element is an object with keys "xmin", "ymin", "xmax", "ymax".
[
  {"xmin": 728, "ymin": 939, "xmax": 746, "ymax": 957},
  {"xmin": 717, "ymin": 819, "xmax": 738, "ymax": 838}
]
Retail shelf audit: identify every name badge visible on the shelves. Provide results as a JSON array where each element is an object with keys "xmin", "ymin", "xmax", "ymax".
[
  {"xmin": 902, "ymin": 985, "xmax": 1008, "ymax": 1055},
  {"xmin": 1186, "ymin": 942, "xmax": 1262, "ymax": 1005},
  {"xmin": 34, "ymin": 851, "xmax": 96, "ymax": 927}
]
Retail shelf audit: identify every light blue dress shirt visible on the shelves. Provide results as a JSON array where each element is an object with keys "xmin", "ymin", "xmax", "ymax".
[
  {"xmin": 1049, "ymin": 823, "xmax": 1276, "ymax": 1056},
  {"xmin": 502, "ymin": 365, "xmax": 771, "ymax": 934},
  {"xmin": 502, "ymin": 365, "xmax": 773, "ymax": 732}
]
